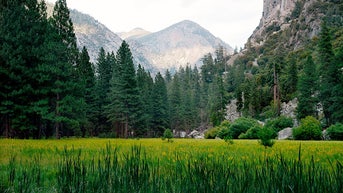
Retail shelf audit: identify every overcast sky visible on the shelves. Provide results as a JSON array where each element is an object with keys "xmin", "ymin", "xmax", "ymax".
[{"xmin": 46, "ymin": 0, "xmax": 263, "ymax": 49}]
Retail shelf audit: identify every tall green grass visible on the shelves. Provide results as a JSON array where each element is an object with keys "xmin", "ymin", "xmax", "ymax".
[{"xmin": 1, "ymin": 143, "xmax": 342, "ymax": 193}]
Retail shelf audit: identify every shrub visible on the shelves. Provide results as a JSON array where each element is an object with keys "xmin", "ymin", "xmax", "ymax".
[
  {"xmin": 98, "ymin": 132, "xmax": 116, "ymax": 138},
  {"xmin": 258, "ymin": 127, "xmax": 275, "ymax": 148},
  {"xmin": 224, "ymin": 135, "xmax": 234, "ymax": 145},
  {"xmin": 204, "ymin": 127, "xmax": 220, "ymax": 139},
  {"xmin": 162, "ymin": 129, "xmax": 173, "ymax": 142},
  {"xmin": 208, "ymin": 120, "xmax": 231, "ymax": 139},
  {"xmin": 238, "ymin": 125, "xmax": 262, "ymax": 139},
  {"xmin": 326, "ymin": 123, "xmax": 343, "ymax": 140},
  {"xmin": 217, "ymin": 128, "xmax": 230, "ymax": 139},
  {"xmin": 229, "ymin": 117, "xmax": 259, "ymax": 139},
  {"xmin": 265, "ymin": 116, "xmax": 294, "ymax": 132},
  {"xmin": 293, "ymin": 116, "xmax": 322, "ymax": 140}
]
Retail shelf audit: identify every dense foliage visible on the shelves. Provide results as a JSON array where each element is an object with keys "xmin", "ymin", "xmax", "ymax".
[
  {"xmin": 264, "ymin": 116, "xmax": 294, "ymax": 132},
  {"xmin": 326, "ymin": 123, "xmax": 343, "ymax": 140},
  {"xmin": 293, "ymin": 116, "xmax": 323, "ymax": 140}
]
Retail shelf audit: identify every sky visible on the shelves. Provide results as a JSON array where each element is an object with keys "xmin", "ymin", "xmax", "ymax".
[{"xmin": 46, "ymin": 0, "xmax": 263, "ymax": 49}]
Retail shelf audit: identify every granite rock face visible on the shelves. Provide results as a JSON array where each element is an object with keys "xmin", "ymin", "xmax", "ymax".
[
  {"xmin": 248, "ymin": 0, "xmax": 323, "ymax": 49},
  {"xmin": 278, "ymin": 127, "xmax": 293, "ymax": 140},
  {"xmin": 225, "ymin": 99, "xmax": 241, "ymax": 123}
]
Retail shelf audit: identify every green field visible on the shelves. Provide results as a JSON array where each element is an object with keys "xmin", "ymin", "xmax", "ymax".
[{"xmin": 0, "ymin": 139, "xmax": 342, "ymax": 192}]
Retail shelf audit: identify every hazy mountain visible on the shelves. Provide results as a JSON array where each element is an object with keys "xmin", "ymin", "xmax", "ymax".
[
  {"xmin": 47, "ymin": 3, "xmax": 233, "ymax": 73},
  {"xmin": 118, "ymin": 28, "xmax": 151, "ymax": 40},
  {"xmin": 70, "ymin": 9, "xmax": 123, "ymax": 64},
  {"xmin": 47, "ymin": 3, "xmax": 122, "ymax": 64},
  {"xmin": 130, "ymin": 20, "xmax": 233, "ymax": 72}
]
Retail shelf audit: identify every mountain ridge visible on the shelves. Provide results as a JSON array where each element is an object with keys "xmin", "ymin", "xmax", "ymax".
[
  {"xmin": 47, "ymin": 2, "xmax": 233, "ymax": 73},
  {"xmin": 130, "ymin": 20, "xmax": 233, "ymax": 72},
  {"xmin": 118, "ymin": 28, "xmax": 151, "ymax": 40}
]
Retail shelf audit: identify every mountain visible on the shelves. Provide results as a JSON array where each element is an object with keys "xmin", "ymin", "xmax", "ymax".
[
  {"xmin": 129, "ymin": 20, "xmax": 233, "ymax": 72},
  {"xmin": 247, "ymin": 0, "xmax": 340, "ymax": 49},
  {"xmin": 46, "ymin": 3, "xmax": 122, "ymax": 64},
  {"xmin": 118, "ymin": 28, "xmax": 151, "ymax": 40},
  {"xmin": 70, "ymin": 9, "xmax": 123, "ymax": 64},
  {"xmin": 47, "ymin": 3, "xmax": 233, "ymax": 73}
]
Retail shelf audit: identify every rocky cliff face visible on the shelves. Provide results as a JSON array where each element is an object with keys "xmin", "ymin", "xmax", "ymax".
[
  {"xmin": 248, "ymin": 0, "xmax": 326, "ymax": 49},
  {"xmin": 70, "ymin": 9, "xmax": 123, "ymax": 64},
  {"xmin": 252, "ymin": 0, "xmax": 296, "ymax": 41}
]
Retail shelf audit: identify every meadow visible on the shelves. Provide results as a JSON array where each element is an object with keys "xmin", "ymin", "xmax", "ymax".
[{"xmin": 0, "ymin": 138, "xmax": 342, "ymax": 192}]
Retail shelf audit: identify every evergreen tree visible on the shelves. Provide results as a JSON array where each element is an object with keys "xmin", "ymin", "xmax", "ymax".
[
  {"xmin": 0, "ymin": 0, "xmax": 50, "ymax": 138},
  {"xmin": 331, "ymin": 28, "xmax": 343, "ymax": 123},
  {"xmin": 169, "ymin": 73, "xmax": 182, "ymax": 131},
  {"xmin": 318, "ymin": 20, "xmax": 340, "ymax": 125},
  {"xmin": 107, "ymin": 41, "xmax": 140, "ymax": 138},
  {"xmin": 151, "ymin": 72, "xmax": 169, "ymax": 136},
  {"xmin": 297, "ymin": 55, "xmax": 318, "ymax": 120},
  {"xmin": 95, "ymin": 48, "xmax": 112, "ymax": 134},
  {"xmin": 179, "ymin": 66, "xmax": 193, "ymax": 131},
  {"xmin": 280, "ymin": 53, "xmax": 298, "ymax": 101},
  {"xmin": 191, "ymin": 66, "xmax": 202, "ymax": 128},
  {"xmin": 136, "ymin": 64, "xmax": 154, "ymax": 136},
  {"xmin": 209, "ymin": 74, "xmax": 226, "ymax": 126},
  {"xmin": 78, "ymin": 47, "xmax": 97, "ymax": 136},
  {"xmin": 48, "ymin": 0, "xmax": 83, "ymax": 138},
  {"xmin": 51, "ymin": 0, "xmax": 78, "ymax": 65}
]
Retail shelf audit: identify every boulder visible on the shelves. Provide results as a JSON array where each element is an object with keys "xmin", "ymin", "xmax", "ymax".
[
  {"xmin": 278, "ymin": 127, "xmax": 293, "ymax": 140},
  {"xmin": 188, "ymin": 130, "xmax": 204, "ymax": 139}
]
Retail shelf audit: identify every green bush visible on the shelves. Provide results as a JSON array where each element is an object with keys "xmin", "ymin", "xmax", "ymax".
[
  {"xmin": 204, "ymin": 127, "xmax": 220, "ymax": 139},
  {"xmin": 217, "ymin": 128, "xmax": 230, "ymax": 139},
  {"xmin": 229, "ymin": 117, "xmax": 259, "ymax": 139},
  {"xmin": 326, "ymin": 123, "xmax": 343, "ymax": 140},
  {"xmin": 293, "ymin": 116, "xmax": 322, "ymax": 140},
  {"xmin": 162, "ymin": 129, "xmax": 173, "ymax": 142},
  {"xmin": 238, "ymin": 125, "xmax": 262, "ymax": 139},
  {"xmin": 98, "ymin": 132, "xmax": 116, "ymax": 138},
  {"xmin": 258, "ymin": 127, "xmax": 275, "ymax": 148},
  {"xmin": 212, "ymin": 120, "xmax": 230, "ymax": 139},
  {"xmin": 265, "ymin": 116, "xmax": 294, "ymax": 132}
]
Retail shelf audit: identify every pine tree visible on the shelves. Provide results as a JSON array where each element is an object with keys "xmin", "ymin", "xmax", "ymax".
[
  {"xmin": 136, "ymin": 64, "xmax": 154, "ymax": 136},
  {"xmin": 151, "ymin": 72, "xmax": 169, "ymax": 136},
  {"xmin": 318, "ymin": 20, "xmax": 339, "ymax": 125},
  {"xmin": 78, "ymin": 47, "xmax": 97, "ymax": 136},
  {"xmin": 297, "ymin": 55, "xmax": 318, "ymax": 120},
  {"xmin": 51, "ymin": 0, "xmax": 78, "ymax": 65},
  {"xmin": 169, "ymin": 73, "xmax": 182, "ymax": 131},
  {"xmin": 0, "ymin": 0, "xmax": 50, "ymax": 138},
  {"xmin": 280, "ymin": 53, "xmax": 298, "ymax": 101},
  {"xmin": 95, "ymin": 48, "xmax": 112, "ymax": 134},
  {"xmin": 331, "ymin": 28, "xmax": 343, "ymax": 123},
  {"xmin": 209, "ymin": 75, "xmax": 226, "ymax": 126},
  {"xmin": 107, "ymin": 41, "xmax": 140, "ymax": 138},
  {"xmin": 49, "ymin": 0, "xmax": 83, "ymax": 138}
]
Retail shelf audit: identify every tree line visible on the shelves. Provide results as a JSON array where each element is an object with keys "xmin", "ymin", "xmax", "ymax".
[
  {"xmin": 1, "ymin": 0, "xmax": 342, "ymax": 139},
  {"xmin": 0, "ymin": 0, "xmax": 230, "ymax": 138}
]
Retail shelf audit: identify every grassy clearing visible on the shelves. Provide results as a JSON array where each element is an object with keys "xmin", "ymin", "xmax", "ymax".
[{"xmin": 0, "ymin": 139, "xmax": 342, "ymax": 192}]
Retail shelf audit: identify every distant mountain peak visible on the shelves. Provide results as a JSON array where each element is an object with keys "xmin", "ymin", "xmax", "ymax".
[
  {"xmin": 118, "ymin": 28, "xmax": 151, "ymax": 40},
  {"xmin": 131, "ymin": 20, "xmax": 233, "ymax": 71},
  {"xmin": 47, "ymin": 3, "xmax": 233, "ymax": 73}
]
